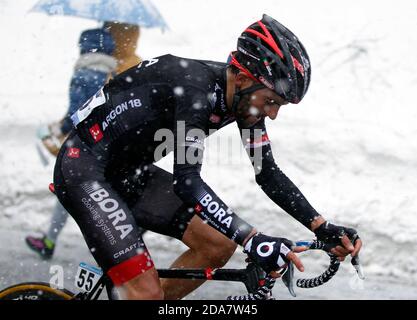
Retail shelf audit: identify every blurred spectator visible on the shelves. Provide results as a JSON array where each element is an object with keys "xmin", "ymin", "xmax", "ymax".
[
  {"xmin": 104, "ymin": 21, "xmax": 142, "ymax": 74},
  {"xmin": 26, "ymin": 22, "xmax": 142, "ymax": 259}
]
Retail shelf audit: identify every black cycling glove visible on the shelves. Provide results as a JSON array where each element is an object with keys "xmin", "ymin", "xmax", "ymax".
[
  {"xmin": 314, "ymin": 221, "xmax": 360, "ymax": 252},
  {"xmin": 243, "ymin": 233, "xmax": 294, "ymax": 274}
]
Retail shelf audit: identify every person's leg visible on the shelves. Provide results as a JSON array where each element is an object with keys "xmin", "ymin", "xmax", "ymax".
[
  {"xmin": 25, "ymin": 202, "xmax": 68, "ymax": 259},
  {"xmin": 116, "ymin": 267, "xmax": 163, "ymax": 300},
  {"xmin": 56, "ymin": 180, "xmax": 163, "ymax": 300},
  {"xmin": 54, "ymin": 134, "xmax": 162, "ymax": 300},
  {"xmin": 128, "ymin": 165, "xmax": 238, "ymax": 300},
  {"xmin": 46, "ymin": 201, "xmax": 69, "ymax": 243},
  {"xmin": 160, "ymin": 215, "xmax": 237, "ymax": 300}
]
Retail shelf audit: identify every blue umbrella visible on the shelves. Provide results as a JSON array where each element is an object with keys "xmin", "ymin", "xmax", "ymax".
[{"xmin": 31, "ymin": 0, "xmax": 168, "ymax": 30}]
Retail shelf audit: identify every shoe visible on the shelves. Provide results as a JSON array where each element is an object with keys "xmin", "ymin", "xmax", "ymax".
[{"xmin": 25, "ymin": 235, "xmax": 55, "ymax": 260}]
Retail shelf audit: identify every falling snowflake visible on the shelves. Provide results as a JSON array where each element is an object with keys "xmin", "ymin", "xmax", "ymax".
[
  {"xmin": 249, "ymin": 106, "xmax": 259, "ymax": 116},
  {"xmin": 192, "ymin": 102, "xmax": 203, "ymax": 110},
  {"xmin": 179, "ymin": 59, "xmax": 189, "ymax": 68},
  {"xmin": 91, "ymin": 181, "xmax": 101, "ymax": 190},
  {"xmin": 173, "ymin": 86, "xmax": 184, "ymax": 96}
]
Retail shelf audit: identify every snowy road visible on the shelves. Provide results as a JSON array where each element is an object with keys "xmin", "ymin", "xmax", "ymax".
[{"xmin": 1, "ymin": 227, "xmax": 416, "ymax": 300}]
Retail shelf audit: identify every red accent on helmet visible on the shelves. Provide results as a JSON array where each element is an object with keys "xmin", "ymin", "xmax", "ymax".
[
  {"xmin": 229, "ymin": 53, "xmax": 261, "ymax": 83},
  {"xmin": 245, "ymin": 20, "xmax": 305, "ymax": 76},
  {"xmin": 245, "ymin": 21, "xmax": 283, "ymax": 59},
  {"xmin": 292, "ymin": 57, "xmax": 305, "ymax": 75}
]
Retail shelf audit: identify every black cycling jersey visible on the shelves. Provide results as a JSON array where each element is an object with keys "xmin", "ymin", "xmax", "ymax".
[{"xmin": 54, "ymin": 54, "xmax": 320, "ymax": 285}]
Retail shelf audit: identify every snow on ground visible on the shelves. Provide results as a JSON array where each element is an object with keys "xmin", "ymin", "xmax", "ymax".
[{"xmin": 1, "ymin": 0, "xmax": 417, "ymax": 299}]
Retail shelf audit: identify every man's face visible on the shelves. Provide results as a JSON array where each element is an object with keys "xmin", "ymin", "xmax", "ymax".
[{"xmin": 235, "ymin": 88, "xmax": 289, "ymax": 128}]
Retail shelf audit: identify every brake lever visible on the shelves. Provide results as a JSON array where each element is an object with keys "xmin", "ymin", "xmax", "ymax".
[
  {"xmin": 281, "ymin": 261, "xmax": 296, "ymax": 297},
  {"xmin": 282, "ymin": 240, "xmax": 335, "ymax": 297},
  {"xmin": 282, "ymin": 240, "xmax": 365, "ymax": 297},
  {"xmin": 351, "ymin": 254, "xmax": 365, "ymax": 280},
  {"xmin": 281, "ymin": 240, "xmax": 312, "ymax": 297}
]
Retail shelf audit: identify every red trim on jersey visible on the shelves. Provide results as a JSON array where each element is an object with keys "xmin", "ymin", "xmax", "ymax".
[
  {"xmin": 252, "ymin": 132, "xmax": 270, "ymax": 144},
  {"xmin": 107, "ymin": 252, "xmax": 154, "ymax": 286}
]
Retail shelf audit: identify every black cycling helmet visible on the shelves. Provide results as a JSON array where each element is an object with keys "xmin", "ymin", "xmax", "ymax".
[{"xmin": 229, "ymin": 14, "xmax": 311, "ymax": 104}]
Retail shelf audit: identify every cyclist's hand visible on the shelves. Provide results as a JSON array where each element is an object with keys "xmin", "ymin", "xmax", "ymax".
[
  {"xmin": 314, "ymin": 221, "xmax": 362, "ymax": 261},
  {"xmin": 243, "ymin": 233, "xmax": 306, "ymax": 277}
]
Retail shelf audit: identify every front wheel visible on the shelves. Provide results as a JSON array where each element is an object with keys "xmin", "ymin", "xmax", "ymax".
[{"xmin": 0, "ymin": 282, "xmax": 74, "ymax": 300}]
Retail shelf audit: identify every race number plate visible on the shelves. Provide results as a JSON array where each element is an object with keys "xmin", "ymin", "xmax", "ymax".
[
  {"xmin": 75, "ymin": 262, "xmax": 103, "ymax": 292},
  {"xmin": 71, "ymin": 88, "xmax": 106, "ymax": 126}
]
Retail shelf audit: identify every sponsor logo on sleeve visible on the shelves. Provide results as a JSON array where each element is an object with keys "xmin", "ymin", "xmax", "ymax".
[
  {"xmin": 89, "ymin": 124, "xmax": 104, "ymax": 142},
  {"xmin": 198, "ymin": 192, "xmax": 233, "ymax": 229},
  {"xmin": 67, "ymin": 147, "xmax": 80, "ymax": 159}
]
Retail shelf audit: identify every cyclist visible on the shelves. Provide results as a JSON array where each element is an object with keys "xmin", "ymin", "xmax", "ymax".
[{"xmin": 53, "ymin": 14, "xmax": 362, "ymax": 300}]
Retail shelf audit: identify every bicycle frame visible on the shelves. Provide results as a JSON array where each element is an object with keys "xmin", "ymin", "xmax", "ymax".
[
  {"xmin": 74, "ymin": 262, "xmax": 267, "ymax": 300},
  {"xmin": 74, "ymin": 239, "xmax": 353, "ymax": 300},
  {"xmin": 0, "ymin": 239, "xmax": 362, "ymax": 300}
]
